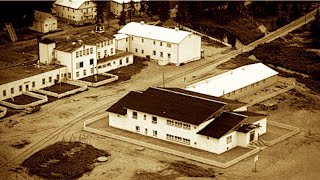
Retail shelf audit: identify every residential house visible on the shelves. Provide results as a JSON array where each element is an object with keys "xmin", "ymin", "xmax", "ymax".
[
  {"xmin": 52, "ymin": 0, "xmax": 97, "ymax": 25},
  {"xmin": 107, "ymin": 87, "xmax": 266, "ymax": 154},
  {"xmin": 30, "ymin": 10, "xmax": 58, "ymax": 33},
  {"xmin": 110, "ymin": 0, "xmax": 141, "ymax": 17},
  {"xmin": 118, "ymin": 22, "xmax": 201, "ymax": 66},
  {"xmin": 186, "ymin": 63, "xmax": 279, "ymax": 100}
]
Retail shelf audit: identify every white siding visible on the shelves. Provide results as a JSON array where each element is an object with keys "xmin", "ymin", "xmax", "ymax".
[
  {"xmin": 39, "ymin": 42, "xmax": 56, "ymax": 64},
  {"xmin": 97, "ymin": 54, "xmax": 133, "ymax": 73},
  {"xmin": 178, "ymin": 34, "xmax": 201, "ymax": 64}
]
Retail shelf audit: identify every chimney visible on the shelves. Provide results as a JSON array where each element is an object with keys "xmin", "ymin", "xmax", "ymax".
[
  {"xmin": 140, "ymin": 21, "xmax": 145, "ymax": 25},
  {"xmin": 175, "ymin": 27, "xmax": 179, "ymax": 31}
]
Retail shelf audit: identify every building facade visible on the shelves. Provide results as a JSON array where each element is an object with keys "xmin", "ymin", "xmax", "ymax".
[
  {"xmin": 31, "ymin": 10, "xmax": 58, "ymax": 33},
  {"xmin": 107, "ymin": 87, "xmax": 267, "ymax": 154},
  {"xmin": 118, "ymin": 22, "xmax": 201, "ymax": 66},
  {"xmin": 52, "ymin": 0, "xmax": 97, "ymax": 25},
  {"xmin": 186, "ymin": 63, "xmax": 279, "ymax": 100}
]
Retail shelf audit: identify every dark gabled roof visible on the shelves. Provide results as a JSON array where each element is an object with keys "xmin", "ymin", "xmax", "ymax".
[
  {"xmin": 197, "ymin": 112, "xmax": 247, "ymax": 139},
  {"xmin": 107, "ymin": 87, "xmax": 227, "ymax": 125}
]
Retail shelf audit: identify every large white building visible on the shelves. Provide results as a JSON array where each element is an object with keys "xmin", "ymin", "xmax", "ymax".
[
  {"xmin": 186, "ymin": 63, "xmax": 279, "ymax": 100},
  {"xmin": 52, "ymin": 0, "xmax": 97, "ymax": 25},
  {"xmin": 118, "ymin": 22, "xmax": 201, "ymax": 66},
  {"xmin": 110, "ymin": 0, "xmax": 142, "ymax": 17},
  {"xmin": 107, "ymin": 87, "xmax": 267, "ymax": 154},
  {"xmin": 30, "ymin": 10, "xmax": 58, "ymax": 33}
]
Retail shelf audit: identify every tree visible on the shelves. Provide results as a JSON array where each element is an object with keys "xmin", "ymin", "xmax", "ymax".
[
  {"xmin": 95, "ymin": 1, "xmax": 108, "ymax": 23},
  {"xmin": 159, "ymin": 1, "xmax": 169, "ymax": 22},
  {"xmin": 146, "ymin": 0, "xmax": 159, "ymax": 20},
  {"xmin": 176, "ymin": 2, "xmax": 189, "ymax": 26},
  {"xmin": 119, "ymin": 3, "xmax": 126, "ymax": 25}
]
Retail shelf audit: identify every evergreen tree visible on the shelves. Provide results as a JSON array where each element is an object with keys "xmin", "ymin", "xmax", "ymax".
[
  {"xmin": 159, "ymin": 1, "xmax": 169, "ymax": 22},
  {"xmin": 119, "ymin": 3, "xmax": 126, "ymax": 25},
  {"xmin": 95, "ymin": 1, "xmax": 108, "ymax": 23}
]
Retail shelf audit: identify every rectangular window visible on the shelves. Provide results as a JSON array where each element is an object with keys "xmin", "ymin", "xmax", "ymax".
[
  {"xmin": 153, "ymin": 50, "xmax": 156, "ymax": 55},
  {"xmin": 98, "ymin": 52, "xmax": 101, "ymax": 58},
  {"xmin": 80, "ymin": 62, "xmax": 84, "ymax": 68},
  {"xmin": 160, "ymin": 42, "xmax": 162, "ymax": 46},
  {"xmin": 111, "ymin": 48, "xmax": 113, "ymax": 54},
  {"xmin": 119, "ymin": 59, "xmax": 122, "ymax": 65},
  {"xmin": 136, "ymin": 126, "xmax": 140, "ymax": 132},
  {"xmin": 3, "ymin": 90, "xmax": 6, "ymax": 97},
  {"xmin": 135, "ymin": 48, "xmax": 138, "ymax": 53},
  {"xmin": 32, "ymin": 81, "xmax": 35, "ymax": 88},
  {"xmin": 90, "ymin": 48, "xmax": 93, "ymax": 54},
  {"xmin": 76, "ymin": 72, "xmax": 80, "ymax": 77},
  {"xmin": 104, "ymin": 50, "xmax": 107, "ymax": 56},
  {"xmin": 183, "ymin": 124, "xmax": 191, "ymax": 130},
  {"xmin": 76, "ymin": 51, "xmax": 79, "ymax": 58},
  {"xmin": 126, "ymin": 38, "xmax": 128, "ymax": 42},
  {"xmin": 167, "ymin": 43, "xmax": 171, "ymax": 48},
  {"xmin": 168, "ymin": 53, "xmax": 171, "ymax": 59},
  {"xmin": 183, "ymin": 138, "xmax": 190, "ymax": 145},
  {"xmin": 153, "ymin": 41, "xmax": 155, "ymax": 45},
  {"xmin": 153, "ymin": 130, "xmax": 157, "ymax": 137},
  {"xmin": 167, "ymin": 120, "xmax": 174, "ymax": 126},
  {"xmin": 132, "ymin": 111, "xmax": 137, "ymax": 119},
  {"xmin": 143, "ymin": 114, "xmax": 146, "ymax": 120},
  {"xmin": 160, "ymin": 52, "xmax": 163, "ymax": 57},
  {"xmin": 80, "ymin": 51, "xmax": 82, "ymax": 57},
  {"xmin": 107, "ymin": 63, "xmax": 111, "ymax": 66},
  {"xmin": 90, "ymin": 58, "xmax": 94, "ymax": 65},
  {"xmin": 19, "ymin": 85, "xmax": 22, "ymax": 92},
  {"xmin": 152, "ymin": 116, "xmax": 157, "ymax": 124},
  {"xmin": 227, "ymin": 135, "xmax": 232, "ymax": 144},
  {"xmin": 83, "ymin": 50, "xmax": 86, "ymax": 56},
  {"xmin": 11, "ymin": 88, "xmax": 14, "ymax": 94},
  {"xmin": 175, "ymin": 121, "xmax": 182, "ymax": 128},
  {"xmin": 145, "ymin": 128, "xmax": 148, "ymax": 135},
  {"xmin": 49, "ymin": 76, "xmax": 52, "ymax": 82},
  {"xmin": 142, "ymin": 39, "xmax": 144, "ymax": 43},
  {"xmin": 141, "ymin": 49, "xmax": 144, "ymax": 54},
  {"xmin": 87, "ymin": 49, "xmax": 89, "ymax": 55},
  {"xmin": 83, "ymin": 69, "xmax": 86, "ymax": 76},
  {"xmin": 132, "ymin": 37, "xmax": 134, "ymax": 41},
  {"xmin": 42, "ymin": 78, "xmax": 45, "ymax": 85},
  {"xmin": 126, "ymin": 57, "xmax": 129, "ymax": 63}
]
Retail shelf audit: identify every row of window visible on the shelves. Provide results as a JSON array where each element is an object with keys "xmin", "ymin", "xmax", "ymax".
[
  {"xmin": 96, "ymin": 40, "xmax": 113, "ymax": 48},
  {"xmin": 132, "ymin": 111, "xmax": 157, "ymax": 124},
  {"xmin": 97, "ymin": 57, "xmax": 130, "ymax": 69},
  {"xmin": 135, "ymin": 126, "xmax": 157, "ymax": 137},
  {"xmin": 76, "ymin": 48, "xmax": 94, "ymax": 58},
  {"xmin": 76, "ymin": 68, "xmax": 94, "ymax": 78},
  {"xmin": 2, "ymin": 76, "xmax": 54, "ymax": 97},
  {"xmin": 97, "ymin": 48, "xmax": 114, "ymax": 59},
  {"xmin": 76, "ymin": 59, "xmax": 94, "ymax": 69},
  {"xmin": 132, "ymin": 37, "xmax": 172, "ymax": 48},
  {"xmin": 134, "ymin": 48, "xmax": 171, "ymax": 59},
  {"xmin": 166, "ymin": 134, "xmax": 190, "ymax": 145},
  {"xmin": 224, "ymin": 79, "xmax": 267, "ymax": 97},
  {"xmin": 166, "ymin": 120, "xmax": 191, "ymax": 130}
]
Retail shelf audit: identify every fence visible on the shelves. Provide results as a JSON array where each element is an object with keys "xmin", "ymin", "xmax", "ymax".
[
  {"xmin": 265, "ymin": 121, "xmax": 300, "ymax": 146},
  {"xmin": 0, "ymin": 91, "xmax": 48, "ymax": 110},
  {"xmin": 83, "ymin": 115, "xmax": 260, "ymax": 168},
  {"xmin": 35, "ymin": 81, "xmax": 87, "ymax": 99}
]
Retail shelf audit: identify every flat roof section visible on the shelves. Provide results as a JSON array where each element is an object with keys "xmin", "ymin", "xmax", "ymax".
[
  {"xmin": 0, "ymin": 63, "xmax": 64, "ymax": 85},
  {"xmin": 98, "ymin": 51, "xmax": 133, "ymax": 64}
]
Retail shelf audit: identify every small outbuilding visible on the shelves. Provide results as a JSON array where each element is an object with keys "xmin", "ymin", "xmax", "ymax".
[{"xmin": 30, "ymin": 11, "xmax": 58, "ymax": 33}]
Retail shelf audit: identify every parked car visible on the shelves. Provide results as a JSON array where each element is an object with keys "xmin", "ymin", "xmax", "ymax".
[{"xmin": 24, "ymin": 106, "xmax": 41, "ymax": 114}]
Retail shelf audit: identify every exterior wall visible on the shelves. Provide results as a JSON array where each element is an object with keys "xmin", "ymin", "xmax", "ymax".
[
  {"xmin": 53, "ymin": 1, "xmax": 96, "ymax": 25},
  {"xmin": 110, "ymin": 1, "xmax": 141, "ymax": 17},
  {"xmin": 108, "ymin": 109, "xmax": 253, "ymax": 154},
  {"xmin": 178, "ymin": 34, "xmax": 201, "ymax": 65},
  {"xmin": 221, "ymin": 75, "xmax": 278, "ymax": 100},
  {"xmin": 39, "ymin": 42, "xmax": 56, "ymax": 64},
  {"xmin": 97, "ymin": 54, "xmax": 133, "ymax": 73},
  {"xmin": 32, "ymin": 16, "xmax": 57, "ymax": 33},
  {"xmin": 96, "ymin": 39, "xmax": 116, "ymax": 59},
  {"xmin": 55, "ymin": 50, "xmax": 72, "ymax": 78},
  {"xmin": 253, "ymin": 118, "xmax": 267, "ymax": 135},
  {"xmin": 128, "ymin": 35, "xmax": 178, "ymax": 64},
  {"xmin": 236, "ymin": 118, "xmax": 267, "ymax": 148},
  {"xmin": 0, "ymin": 67, "xmax": 67, "ymax": 101},
  {"xmin": 115, "ymin": 38, "xmax": 129, "ymax": 52}
]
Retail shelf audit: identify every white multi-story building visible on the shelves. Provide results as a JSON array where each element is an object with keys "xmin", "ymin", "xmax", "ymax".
[
  {"xmin": 110, "ymin": 0, "xmax": 142, "ymax": 17},
  {"xmin": 118, "ymin": 22, "xmax": 201, "ymax": 66},
  {"xmin": 52, "ymin": 0, "xmax": 97, "ymax": 25},
  {"xmin": 107, "ymin": 87, "xmax": 267, "ymax": 154},
  {"xmin": 186, "ymin": 63, "xmax": 279, "ymax": 100}
]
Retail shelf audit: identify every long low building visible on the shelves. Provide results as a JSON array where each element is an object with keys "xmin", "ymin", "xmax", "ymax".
[
  {"xmin": 107, "ymin": 87, "xmax": 266, "ymax": 154},
  {"xmin": 117, "ymin": 22, "xmax": 201, "ymax": 66},
  {"xmin": 186, "ymin": 63, "xmax": 279, "ymax": 100}
]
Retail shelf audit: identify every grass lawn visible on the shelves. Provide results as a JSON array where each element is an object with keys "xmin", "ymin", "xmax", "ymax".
[
  {"xmin": 4, "ymin": 94, "xmax": 41, "ymax": 105},
  {"xmin": 43, "ymin": 82, "xmax": 80, "ymax": 94},
  {"xmin": 22, "ymin": 141, "xmax": 110, "ymax": 179}
]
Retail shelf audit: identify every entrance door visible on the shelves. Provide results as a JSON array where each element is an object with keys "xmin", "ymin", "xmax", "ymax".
[{"xmin": 250, "ymin": 131, "xmax": 255, "ymax": 142}]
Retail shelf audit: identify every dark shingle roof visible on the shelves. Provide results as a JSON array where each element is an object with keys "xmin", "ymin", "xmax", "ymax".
[
  {"xmin": 197, "ymin": 112, "xmax": 247, "ymax": 139},
  {"xmin": 107, "ymin": 87, "xmax": 227, "ymax": 125}
]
